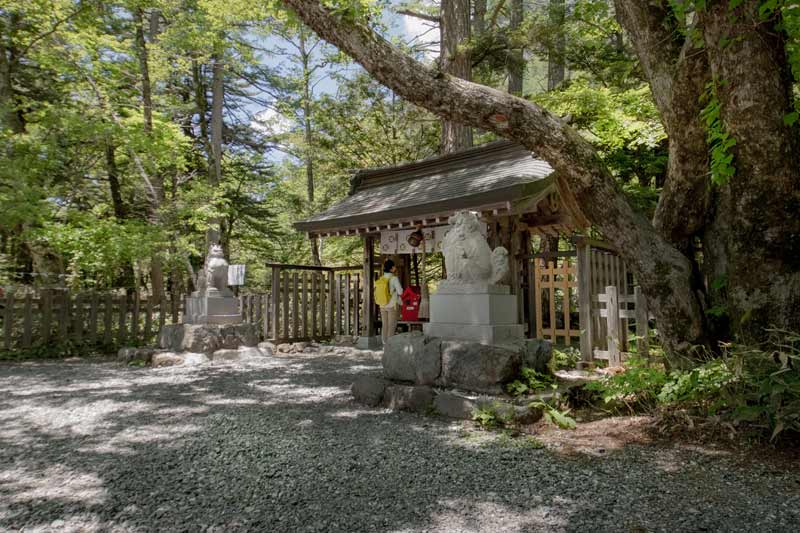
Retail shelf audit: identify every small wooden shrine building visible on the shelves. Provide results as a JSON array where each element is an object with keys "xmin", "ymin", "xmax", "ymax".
[{"xmin": 295, "ymin": 140, "xmax": 638, "ymax": 362}]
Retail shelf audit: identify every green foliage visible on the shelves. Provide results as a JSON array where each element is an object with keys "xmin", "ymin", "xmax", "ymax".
[
  {"xmin": 585, "ymin": 356, "xmax": 668, "ymax": 410},
  {"xmin": 700, "ymin": 81, "xmax": 737, "ymax": 186},
  {"xmin": 587, "ymin": 333, "xmax": 800, "ymax": 440},
  {"xmin": 506, "ymin": 367, "xmax": 557, "ymax": 397},
  {"xmin": 529, "ymin": 401, "xmax": 578, "ymax": 430},
  {"xmin": 550, "ymin": 346, "xmax": 581, "ymax": 371},
  {"xmin": 471, "ymin": 402, "xmax": 513, "ymax": 430}
]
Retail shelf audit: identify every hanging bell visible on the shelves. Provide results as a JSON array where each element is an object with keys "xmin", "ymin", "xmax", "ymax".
[{"xmin": 407, "ymin": 228, "xmax": 424, "ymax": 248}]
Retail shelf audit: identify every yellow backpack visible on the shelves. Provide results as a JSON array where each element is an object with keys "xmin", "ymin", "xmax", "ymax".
[{"xmin": 374, "ymin": 275, "xmax": 393, "ymax": 306}]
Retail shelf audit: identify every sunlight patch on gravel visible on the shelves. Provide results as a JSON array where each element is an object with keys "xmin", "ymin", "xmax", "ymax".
[{"xmin": 1, "ymin": 466, "xmax": 107, "ymax": 504}]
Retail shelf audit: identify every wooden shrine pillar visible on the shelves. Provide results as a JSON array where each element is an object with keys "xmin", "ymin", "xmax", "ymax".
[
  {"xmin": 576, "ymin": 239, "xmax": 593, "ymax": 366},
  {"xmin": 362, "ymin": 235, "xmax": 377, "ymax": 339}
]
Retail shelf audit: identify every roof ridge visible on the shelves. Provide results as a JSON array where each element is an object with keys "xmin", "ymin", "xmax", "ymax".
[{"xmin": 349, "ymin": 140, "xmax": 531, "ymax": 194}]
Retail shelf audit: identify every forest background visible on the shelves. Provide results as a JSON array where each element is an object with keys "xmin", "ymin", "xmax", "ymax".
[{"xmin": 0, "ymin": 0, "xmax": 698, "ymax": 295}]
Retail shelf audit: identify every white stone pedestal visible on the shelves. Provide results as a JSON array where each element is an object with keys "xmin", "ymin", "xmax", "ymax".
[
  {"xmin": 185, "ymin": 295, "xmax": 242, "ymax": 325},
  {"xmin": 423, "ymin": 283, "xmax": 524, "ymax": 345}
]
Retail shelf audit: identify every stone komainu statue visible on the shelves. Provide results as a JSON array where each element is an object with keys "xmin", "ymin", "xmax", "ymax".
[
  {"xmin": 202, "ymin": 244, "xmax": 233, "ymax": 297},
  {"xmin": 442, "ymin": 211, "xmax": 509, "ymax": 285}
]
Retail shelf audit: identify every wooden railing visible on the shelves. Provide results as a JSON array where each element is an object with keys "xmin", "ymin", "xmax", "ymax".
[
  {"xmin": 266, "ymin": 264, "xmax": 365, "ymax": 343},
  {"xmin": 593, "ymin": 285, "xmax": 651, "ymax": 365},
  {"xmin": 1, "ymin": 290, "xmax": 186, "ymax": 352}
]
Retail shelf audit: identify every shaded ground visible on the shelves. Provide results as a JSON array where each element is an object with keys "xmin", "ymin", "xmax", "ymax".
[{"xmin": 1, "ymin": 351, "xmax": 798, "ymax": 532}]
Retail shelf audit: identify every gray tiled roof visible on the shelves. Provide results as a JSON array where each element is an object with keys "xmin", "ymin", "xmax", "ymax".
[{"xmin": 295, "ymin": 141, "xmax": 554, "ymax": 234}]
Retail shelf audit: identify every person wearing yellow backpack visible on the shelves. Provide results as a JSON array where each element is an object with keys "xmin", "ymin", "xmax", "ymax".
[{"xmin": 375, "ymin": 259, "xmax": 403, "ymax": 345}]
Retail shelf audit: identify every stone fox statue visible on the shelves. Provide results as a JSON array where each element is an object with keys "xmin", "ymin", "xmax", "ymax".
[
  {"xmin": 203, "ymin": 244, "xmax": 233, "ymax": 297},
  {"xmin": 442, "ymin": 211, "xmax": 509, "ymax": 285}
]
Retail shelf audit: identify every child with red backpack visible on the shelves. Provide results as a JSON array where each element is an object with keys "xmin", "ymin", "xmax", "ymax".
[{"xmin": 374, "ymin": 259, "xmax": 403, "ymax": 345}]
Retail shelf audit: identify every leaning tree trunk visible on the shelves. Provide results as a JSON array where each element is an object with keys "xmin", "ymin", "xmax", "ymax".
[
  {"xmin": 300, "ymin": 30, "xmax": 322, "ymax": 266},
  {"xmin": 546, "ymin": 0, "xmax": 565, "ymax": 91},
  {"xmin": 440, "ymin": 0, "xmax": 472, "ymax": 153},
  {"xmin": 283, "ymin": 0, "xmax": 712, "ymax": 363}
]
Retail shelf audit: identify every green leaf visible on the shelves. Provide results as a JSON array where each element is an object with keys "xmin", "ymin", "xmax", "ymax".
[{"xmin": 784, "ymin": 112, "xmax": 799, "ymax": 126}]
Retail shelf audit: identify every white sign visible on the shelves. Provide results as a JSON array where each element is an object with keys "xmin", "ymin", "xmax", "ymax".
[{"xmin": 228, "ymin": 264, "xmax": 246, "ymax": 286}]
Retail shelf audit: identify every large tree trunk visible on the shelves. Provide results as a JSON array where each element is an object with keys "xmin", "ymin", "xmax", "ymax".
[
  {"xmin": 440, "ymin": 0, "xmax": 472, "ymax": 153},
  {"xmin": 283, "ymin": 0, "xmax": 711, "ymax": 362},
  {"xmin": 700, "ymin": 2, "xmax": 800, "ymax": 339},
  {"xmin": 300, "ymin": 30, "xmax": 322, "ymax": 266},
  {"xmin": 507, "ymin": 0, "xmax": 524, "ymax": 95},
  {"xmin": 134, "ymin": 8, "xmax": 164, "ymax": 300},
  {"xmin": 0, "ymin": 13, "xmax": 25, "ymax": 134},
  {"xmin": 208, "ymin": 44, "xmax": 225, "ymax": 247},
  {"xmin": 473, "ymin": 0, "xmax": 486, "ymax": 36},
  {"xmin": 105, "ymin": 143, "xmax": 127, "ymax": 220},
  {"xmin": 546, "ymin": 0, "xmax": 565, "ymax": 91}
]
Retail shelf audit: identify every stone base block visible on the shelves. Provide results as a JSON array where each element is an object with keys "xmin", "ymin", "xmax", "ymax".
[
  {"xmin": 423, "ymin": 323, "xmax": 525, "ymax": 345},
  {"xmin": 428, "ymin": 292, "xmax": 518, "ymax": 325},
  {"xmin": 356, "ymin": 336, "xmax": 383, "ymax": 350},
  {"xmin": 185, "ymin": 296, "xmax": 242, "ymax": 325},
  {"xmin": 383, "ymin": 385, "xmax": 434, "ymax": 413},
  {"xmin": 383, "ymin": 333, "xmax": 441, "ymax": 385},
  {"xmin": 158, "ymin": 323, "xmax": 258, "ymax": 354},
  {"xmin": 436, "ymin": 282, "xmax": 510, "ymax": 295}
]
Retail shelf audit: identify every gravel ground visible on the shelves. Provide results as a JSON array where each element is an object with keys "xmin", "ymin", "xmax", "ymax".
[{"xmin": 1, "ymin": 350, "xmax": 799, "ymax": 533}]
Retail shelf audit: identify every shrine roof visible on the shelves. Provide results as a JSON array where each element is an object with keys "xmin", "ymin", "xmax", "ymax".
[{"xmin": 294, "ymin": 140, "xmax": 555, "ymax": 236}]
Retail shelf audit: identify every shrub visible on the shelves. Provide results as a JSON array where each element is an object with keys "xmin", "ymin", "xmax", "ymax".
[
  {"xmin": 550, "ymin": 346, "xmax": 581, "ymax": 371},
  {"xmin": 506, "ymin": 367, "xmax": 557, "ymax": 397},
  {"xmin": 586, "ymin": 332, "xmax": 800, "ymax": 441}
]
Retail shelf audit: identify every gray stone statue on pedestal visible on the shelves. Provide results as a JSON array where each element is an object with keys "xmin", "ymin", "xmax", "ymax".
[
  {"xmin": 186, "ymin": 244, "xmax": 241, "ymax": 325},
  {"xmin": 423, "ymin": 210, "xmax": 524, "ymax": 345}
]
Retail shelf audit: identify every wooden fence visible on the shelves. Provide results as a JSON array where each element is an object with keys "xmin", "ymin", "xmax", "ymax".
[
  {"xmin": 0, "ymin": 263, "xmax": 367, "ymax": 352},
  {"xmin": 593, "ymin": 285, "xmax": 651, "ymax": 365},
  {"xmin": 265, "ymin": 264, "xmax": 364, "ymax": 344},
  {"xmin": 529, "ymin": 253, "xmax": 580, "ymax": 345},
  {"xmin": 1, "ymin": 290, "xmax": 186, "ymax": 352}
]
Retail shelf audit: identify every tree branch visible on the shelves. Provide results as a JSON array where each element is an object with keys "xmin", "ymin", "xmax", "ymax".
[{"xmin": 396, "ymin": 9, "xmax": 440, "ymax": 24}]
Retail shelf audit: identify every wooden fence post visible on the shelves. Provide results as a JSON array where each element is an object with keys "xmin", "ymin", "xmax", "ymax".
[
  {"xmin": 327, "ymin": 270, "xmax": 334, "ymax": 337},
  {"xmin": 59, "ymin": 290, "xmax": 70, "ymax": 342},
  {"xmin": 293, "ymin": 272, "xmax": 300, "ymax": 340},
  {"xmin": 635, "ymin": 286, "xmax": 649, "ymax": 362},
  {"xmin": 282, "ymin": 270, "xmax": 290, "ymax": 341},
  {"xmin": 577, "ymin": 241, "xmax": 593, "ymax": 364},
  {"xmin": 271, "ymin": 266, "xmax": 280, "ymax": 341},
  {"xmin": 104, "ymin": 293, "xmax": 113, "ymax": 345},
  {"xmin": 117, "ymin": 294, "xmax": 127, "ymax": 346},
  {"xmin": 22, "ymin": 294, "xmax": 32, "ymax": 348},
  {"xmin": 3, "ymin": 291, "xmax": 13, "ymax": 350},
  {"xmin": 606, "ymin": 285, "xmax": 621, "ymax": 366},
  {"xmin": 73, "ymin": 292, "xmax": 83, "ymax": 345},
  {"xmin": 89, "ymin": 293, "xmax": 99, "ymax": 344},
  {"xmin": 42, "ymin": 290, "xmax": 52, "ymax": 346}
]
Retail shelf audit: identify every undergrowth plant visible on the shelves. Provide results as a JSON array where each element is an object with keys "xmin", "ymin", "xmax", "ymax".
[
  {"xmin": 586, "ymin": 331, "xmax": 800, "ymax": 441},
  {"xmin": 506, "ymin": 367, "xmax": 557, "ymax": 397}
]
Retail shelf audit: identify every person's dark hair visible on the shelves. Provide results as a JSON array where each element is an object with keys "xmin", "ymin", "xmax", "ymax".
[{"xmin": 383, "ymin": 259, "xmax": 395, "ymax": 273}]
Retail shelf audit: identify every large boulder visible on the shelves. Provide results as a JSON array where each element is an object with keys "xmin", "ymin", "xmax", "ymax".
[
  {"xmin": 438, "ymin": 341, "xmax": 522, "ymax": 392},
  {"xmin": 433, "ymin": 391, "xmax": 476, "ymax": 419},
  {"xmin": 351, "ymin": 376, "xmax": 387, "ymax": 407},
  {"xmin": 158, "ymin": 323, "xmax": 258, "ymax": 354},
  {"xmin": 118, "ymin": 347, "xmax": 155, "ymax": 364},
  {"xmin": 383, "ymin": 385, "xmax": 435, "ymax": 413},
  {"xmin": 522, "ymin": 339, "xmax": 552, "ymax": 373},
  {"xmin": 382, "ymin": 332, "xmax": 441, "ymax": 385}
]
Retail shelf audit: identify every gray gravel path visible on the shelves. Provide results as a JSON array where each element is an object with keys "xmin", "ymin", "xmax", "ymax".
[{"xmin": 1, "ymin": 350, "xmax": 798, "ymax": 533}]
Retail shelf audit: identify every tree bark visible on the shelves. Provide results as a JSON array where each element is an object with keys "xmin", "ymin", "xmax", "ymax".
[
  {"xmin": 546, "ymin": 0, "xmax": 565, "ymax": 91},
  {"xmin": 508, "ymin": 0, "xmax": 525, "ymax": 95},
  {"xmin": 134, "ymin": 7, "xmax": 164, "ymax": 300},
  {"xmin": 208, "ymin": 43, "xmax": 225, "ymax": 247},
  {"xmin": 700, "ymin": 2, "xmax": 800, "ymax": 339},
  {"xmin": 0, "ymin": 13, "xmax": 25, "ymax": 134},
  {"xmin": 105, "ymin": 143, "xmax": 127, "ymax": 220},
  {"xmin": 300, "ymin": 30, "xmax": 322, "ymax": 266},
  {"xmin": 283, "ymin": 0, "xmax": 710, "ymax": 361},
  {"xmin": 440, "ymin": 0, "xmax": 472, "ymax": 153},
  {"xmin": 473, "ymin": 0, "xmax": 486, "ymax": 36},
  {"xmin": 613, "ymin": 1, "xmax": 710, "ymax": 250}
]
